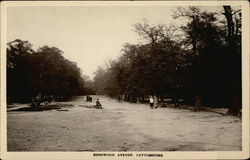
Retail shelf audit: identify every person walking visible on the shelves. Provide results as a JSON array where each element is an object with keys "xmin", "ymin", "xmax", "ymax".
[
  {"xmin": 118, "ymin": 95, "xmax": 121, "ymax": 103},
  {"xmin": 149, "ymin": 96, "xmax": 154, "ymax": 109}
]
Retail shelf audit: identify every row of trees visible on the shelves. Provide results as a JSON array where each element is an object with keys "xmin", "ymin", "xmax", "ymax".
[
  {"xmin": 7, "ymin": 39, "xmax": 85, "ymax": 103},
  {"xmin": 93, "ymin": 6, "xmax": 242, "ymax": 115}
]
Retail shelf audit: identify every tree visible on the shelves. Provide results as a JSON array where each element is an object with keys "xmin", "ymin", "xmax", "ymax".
[
  {"xmin": 133, "ymin": 21, "xmax": 188, "ymax": 103},
  {"xmin": 93, "ymin": 21, "xmax": 187, "ymax": 104},
  {"xmin": 32, "ymin": 46, "xmax": 83, "ymax": 100},
  {"xmin": 92, "ymin": 59, "xmax": 118, "ymax": 97},
  {"xmin": 7, "ymin": 39, "xmax": 35, "ymax": 102},
  {"xmin": 173, "ymin": 6, "xmax": 229, "ymax": 111},
  {"xmin": 223, "ymin": 6, "xmax": 242, "ymax": 115},
  {"xmin": 7, "ymin": 39, "xmax": 85, "ymax": 103}
]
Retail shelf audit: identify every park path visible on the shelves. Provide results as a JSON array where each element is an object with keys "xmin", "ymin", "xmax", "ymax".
[{"xmin": 7, "ymin": 95, "xmax": 241, "ymax": 151}]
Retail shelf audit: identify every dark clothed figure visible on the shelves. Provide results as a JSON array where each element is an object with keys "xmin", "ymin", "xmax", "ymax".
[
  {"xmin": 95, "ymin": 98, "xmax": 102, "ymax": 109},
  {"xmin": 117, "ymin": 95, "xmax": 121, "ymax": 103}
]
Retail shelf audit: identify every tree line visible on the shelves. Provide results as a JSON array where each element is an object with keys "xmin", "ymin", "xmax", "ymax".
[
  {"xmin": 7, "ymin": 39, "xmax": 85, "ymax": 103},
  {"xmin": 92, "ymin": 6, "xmax": 242, "ymax": 115}
]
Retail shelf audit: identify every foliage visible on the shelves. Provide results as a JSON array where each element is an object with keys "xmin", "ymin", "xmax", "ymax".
[
  {"xmin": 93, "ymin": 6, "xmax": 242, "ymax": 116},
  {"xmin": 93, "ymin": 21, "xmax": 188, "ymax": 102},
  {"xmin": 7, "ymin": 39, "xmax": 85, "ymax": 103}
]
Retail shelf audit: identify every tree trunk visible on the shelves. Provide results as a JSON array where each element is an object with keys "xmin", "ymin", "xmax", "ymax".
[
  {"xmin": 223, "ymin": 6, "xmax": 242, "ymax": 115},
  {"xmin": 227, "ymin": 80, "xmax": 241, "ymax": 116},
  {"xmin": 227, "ymin": 95, "xmax": 240, "ymax": 116},
  {"xmin": 223, "ymin": 6, "xmax": 234, "ymax": 45},
  {"xmin": 194, "ymin": 94, "xmax": 202, "ymax": 111}
]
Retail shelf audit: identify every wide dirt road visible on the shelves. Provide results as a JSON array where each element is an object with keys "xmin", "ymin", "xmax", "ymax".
[{"xmin": 7, "ymin": 95, "xmax": 241, "ymax": 151}]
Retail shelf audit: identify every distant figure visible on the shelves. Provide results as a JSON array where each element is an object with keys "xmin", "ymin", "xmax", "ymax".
[
  {"xmin": 173, "ymin": 97, "xmax": 179, "ymax": 108},
  {"xmin": 86, "ymin": 95, "xmax": 92, "ymax": 102},
  {"xmin": 31, "ymin": 97, "xmax": 37, "ymax": 107},
  {"xmin": 95, "ymin": 98, "xmax": 102, "ymax": 109},
  {"xmin": 149, "ymin": 96, "xmax": 154, "ymax": 109},
  {"xmin": 31, "ymin": 96, "xmax": 40, "ymax": 107},
  {"xmin": 48, "ymin": 95, "xmax": 53, "ymax": 103},
  {"xmin": 117, "ymin": 95, "xmax": 121, "ymax": 103}
]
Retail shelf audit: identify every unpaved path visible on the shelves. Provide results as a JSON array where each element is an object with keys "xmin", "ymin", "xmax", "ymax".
[{"xmin": 7, "ymin": 96, "xmax": 241, "ymax": 151}]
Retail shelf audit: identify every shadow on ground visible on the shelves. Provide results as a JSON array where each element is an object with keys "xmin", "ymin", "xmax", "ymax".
[{"xmin": 7, "ymin": 104, "xmax": 74, "ymax": 112}]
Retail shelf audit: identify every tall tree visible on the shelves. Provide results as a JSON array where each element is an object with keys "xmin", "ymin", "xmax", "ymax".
[
  {"xmin": 7, "ymin": 39, "xmax": 35, "ymax": 102},
  {"xmin": 7, "ymin": 39, "xmax": 85, "ymax": 103},
  {"xmin": 223, "ymin": 6, "xmax": 242, "ymax": 115},
  {"xmin": 173, "ymin": 7, "xmax": 227, "ymax": 111}
]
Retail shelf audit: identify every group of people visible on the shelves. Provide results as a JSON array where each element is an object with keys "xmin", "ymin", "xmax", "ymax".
[
  {"xmin": 84, "ymin": 96, "xmax": 102, "ymax": 109},
  {"xmin": 85, "ymin": 95, "xmax": 93, "ymax": 102},
  {"xmin": 31, "ymin": 95, "xmax": 53, "ymax": 107},
  {"xmin": 149, "ymin": 95, "xmax": 179, "ymax": 109},
  {"xmin": 83, "ymin": 95, "xmax": 179, "ymax": 109}
]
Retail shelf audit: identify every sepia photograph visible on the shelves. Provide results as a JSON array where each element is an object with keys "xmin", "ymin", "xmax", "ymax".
[{"xmin": 1, "ymin": 1, "xmax": 249, "ymax": 160}]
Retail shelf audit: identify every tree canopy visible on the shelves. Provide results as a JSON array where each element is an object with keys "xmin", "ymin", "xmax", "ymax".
[
  {"xmin": 92, "ymin": 6, "xmax": 242, "ymax": 115},
  {"xmin": 7, "ymin": 39, "xmax": 85, "ymax": 103}
]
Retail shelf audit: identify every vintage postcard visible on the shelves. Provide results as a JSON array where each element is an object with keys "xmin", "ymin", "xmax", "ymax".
[{"xmin": 1, "ymin": 1, "xmax": 249, "ymax": 160}]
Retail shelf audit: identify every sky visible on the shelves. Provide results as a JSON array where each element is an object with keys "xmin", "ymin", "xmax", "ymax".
[{"xmin": 7, "ymin": 5, "xmax": 224, "ymax": 79}]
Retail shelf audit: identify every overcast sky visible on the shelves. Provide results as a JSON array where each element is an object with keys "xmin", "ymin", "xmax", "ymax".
[{"xmin": 7, "ymin": 5, "xmax": 224, "ymax": 79}]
